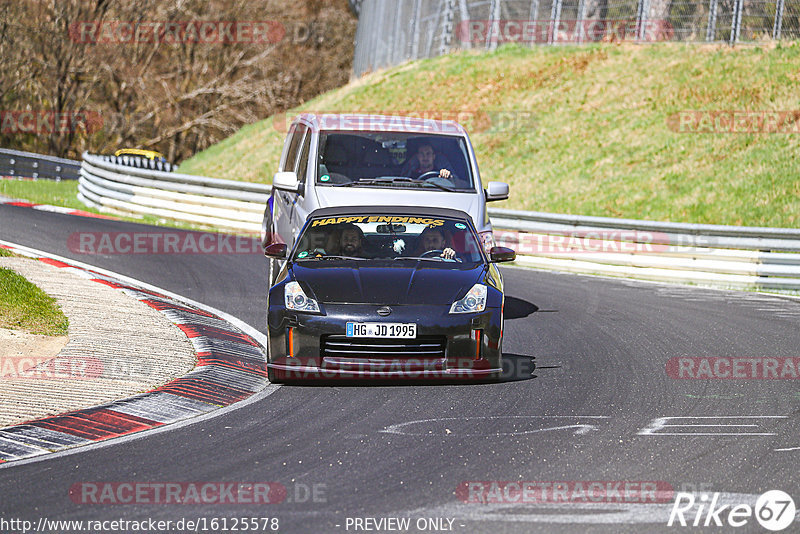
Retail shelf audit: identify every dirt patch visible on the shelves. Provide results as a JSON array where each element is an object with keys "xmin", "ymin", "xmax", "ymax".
[{"xmin": 0, "ymin": 327, "xmax": 68, "ymax": 363}]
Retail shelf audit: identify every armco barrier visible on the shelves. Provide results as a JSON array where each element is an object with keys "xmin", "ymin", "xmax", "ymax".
[
  {"xmin": 76, "ymin": 152, "xmax": 800, "ymax": 292},
  {"xmin": 489, "ymin": 208, "xmax": 800, "ymax": 292},
  {"xmin": 79, "ymin": 152, "xmax": 270, "ymax": 233},
  {"xmin": 0, "ymin": 148, "xmax": 80, "ymax": 180}
]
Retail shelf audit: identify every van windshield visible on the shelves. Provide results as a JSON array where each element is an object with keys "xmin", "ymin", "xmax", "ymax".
[{"xmin": 316, "ymin": 132, "xmax": 475, "ymax": 192}]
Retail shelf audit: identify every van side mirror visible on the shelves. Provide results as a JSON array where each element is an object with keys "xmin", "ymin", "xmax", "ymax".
[
  {"xmin": 272, "ymin": 171, "xmax": 300, "ymax": 193},
  {"xmin": 485, "ymin": 181, "xmax": 509, "ymax": 202},
  {"xmin": 264, "ymin": 243, "xmax": 288, "ymax": 258}
]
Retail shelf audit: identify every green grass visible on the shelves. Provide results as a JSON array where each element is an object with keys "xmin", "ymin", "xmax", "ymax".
[
  {"xmin": 0, "ymin": 267, "xmax": 69, "ymax": 335},
  {"xmin": 0, "ymin": 179, "xmax": 88, "ymax": 210},
  {"xmin": 179, "ymin": 42, "xmax": 800, "ymax": 228},
  {"xmin": 0, "ymin": 179, "xmax": 243, "ymax": 233}
]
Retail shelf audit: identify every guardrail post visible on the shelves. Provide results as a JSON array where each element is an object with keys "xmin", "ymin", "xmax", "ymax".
[
  {"xmin": 729, "ymin": 0, "xmax": 743, "ymax": 44},
  {"xmin": 486, "ymin": 0, "xmax": 501, "ymax": 50},
  {"xmin": 529, "ymin": 0, "xmax": 541, "ymax": 44},
  {"xmin": 706, "ymin": 0, "xmax": 718, "ymax": 41},
  {"xmin": 549, "ymin": 0, "xmax": 563, "ymax": 44},
  {"xmin": 636, "ymin": 0, "xmax": 651, "ymax": 42},
  {"xmin": 411, "ymin": 0, "xmax": 424, "ymax": 59},
  {"xmin": 576, "ymin": 0, "xmax": 586, "ymax": 44},
  {"xmin": 773, "ymin": 0, "xmax": 785, "ymax": 40},
  {"xmin": 439, "ymin": 0, "xmax": 456, "ymax": 54}
]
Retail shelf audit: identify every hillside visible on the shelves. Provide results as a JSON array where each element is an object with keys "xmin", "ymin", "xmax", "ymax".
[{"xmin": 179, "ymin": 43, "xmax": 800, "ymax": 227}]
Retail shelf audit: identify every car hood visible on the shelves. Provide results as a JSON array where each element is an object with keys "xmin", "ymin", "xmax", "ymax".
[
  {"xmin": 290, "ymin": 262, "xmax": 485, "ymax": 305},
  {"xmin": 314, "ymin": 187, "xmax": 486, "ymax": 230}
]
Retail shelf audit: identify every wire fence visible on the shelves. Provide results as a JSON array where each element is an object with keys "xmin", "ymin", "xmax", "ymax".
[{"xmin": 353, "ymin": 0, "xmax": 800, "ymax": 75}]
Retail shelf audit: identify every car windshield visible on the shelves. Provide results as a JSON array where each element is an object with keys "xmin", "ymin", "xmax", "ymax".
[
  {"xmin": 316, "ymin": 132, "xmax": 475, "ymax": 191},
  {"xmin": 293, "ymin": 214, "xmax": 484, "ymax": 265}
]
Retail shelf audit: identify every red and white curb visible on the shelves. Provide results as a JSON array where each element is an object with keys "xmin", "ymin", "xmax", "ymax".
[
  {"xmin": 0, "ymin": 241, "xmax": 271, "ymax": 464},
  {"xmin": 0, "ymin": 195, "xmax": 118, "ymax": 220}
]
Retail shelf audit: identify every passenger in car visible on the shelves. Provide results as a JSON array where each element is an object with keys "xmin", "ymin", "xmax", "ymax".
[{"xmin": 338, "ymin": 223, "xmax": 365, "ymax": 257}]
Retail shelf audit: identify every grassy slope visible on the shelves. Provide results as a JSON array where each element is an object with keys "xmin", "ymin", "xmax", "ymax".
[
  {"xmin": 0, "ymin": 264, "xmax": 69, "ymax": 336},
  {"xmin": 179, "ymin": 42, "xmax": 800, "ymax": 228}
]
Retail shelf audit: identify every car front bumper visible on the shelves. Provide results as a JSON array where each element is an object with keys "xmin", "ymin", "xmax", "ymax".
[{"xmin": 267, "ymin": 303, "xmax": 502, "ymax": 380}]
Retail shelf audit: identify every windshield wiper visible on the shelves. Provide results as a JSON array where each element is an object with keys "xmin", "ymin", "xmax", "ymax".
[
  {"xmin": 327, "ymin": 178, "xmax": 393, "ymax": 187},
  {"xmin": 327, "ymin": 177, "xmax": 455, "ymax": 192},
  {"xmin": 392, "ymin": 256, "xmax": 447, "ymax": 262},
  {"xmin": 402, "ymin": 177, "xmax": 456, "ymax": 192},
  {"xmin": 296, "ymin": 255, "xmax": 366, "ymax": 261}
]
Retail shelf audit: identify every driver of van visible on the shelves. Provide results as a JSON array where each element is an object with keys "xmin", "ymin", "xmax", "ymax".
[{"xmin": 401, "ymin": 142, "xmax": 453, "ymax": 180}]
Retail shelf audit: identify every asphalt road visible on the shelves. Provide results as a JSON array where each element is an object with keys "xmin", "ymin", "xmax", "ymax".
[{"xmin": 1, "ymin": 204, "xmax": 799, "ymax": 533}]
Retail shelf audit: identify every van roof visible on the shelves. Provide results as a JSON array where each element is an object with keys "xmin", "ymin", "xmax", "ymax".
[{"xmin": 294, "ymin": 113, "xmax": 468, "ymax": 136}]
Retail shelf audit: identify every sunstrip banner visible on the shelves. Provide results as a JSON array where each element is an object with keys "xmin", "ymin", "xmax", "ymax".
[{"xmin": 312, "ymin": 216, "xmax": 445, "ymax": 227}]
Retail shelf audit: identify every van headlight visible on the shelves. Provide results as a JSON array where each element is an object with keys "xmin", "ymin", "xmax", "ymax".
[
  {"xmin": 450, "ymin": 284, "xmax": 487, "ymax": 314},
  {"xmin": 285, "ymin": 281, "xmax": 320, "ymax": 313}
]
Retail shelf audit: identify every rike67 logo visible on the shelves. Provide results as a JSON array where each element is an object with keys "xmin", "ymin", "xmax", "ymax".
[{"xmin": 668, "ymin": 490, "xmax": 796, "ymax": 531}]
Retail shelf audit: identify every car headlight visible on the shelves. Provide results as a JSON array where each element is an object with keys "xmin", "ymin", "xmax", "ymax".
[
  {"xmin": 285, "ymin": 281, "xmax": 320, "ymax": 312},
  {"xmin": 450, "ymin": 283, "xmax": 487, "ymax": 314}
]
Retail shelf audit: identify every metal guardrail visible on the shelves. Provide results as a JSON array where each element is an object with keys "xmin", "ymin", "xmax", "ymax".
[
  {"xmin": 0, "ymin": 148, "xmax": 80, "ymax": 181},
  {"xmin": 79, "ymin": 152, "xmax": 269, "ymax": 233},
  {"xmin": 77, "ymin": 152, "xmax": 800, "ymax": 292},
  {"xmin": 489, "ymin": 208, "xmax": 800, "ymax": 291}
]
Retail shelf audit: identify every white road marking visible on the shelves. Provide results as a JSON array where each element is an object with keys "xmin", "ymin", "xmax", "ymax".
[
  {"xmin": 382, "ymin": 416, "xmax": 609, "ymax": 436},
  {"xmin": 638, "ymin": 416, "xmax": 788, "ymax": 436}
]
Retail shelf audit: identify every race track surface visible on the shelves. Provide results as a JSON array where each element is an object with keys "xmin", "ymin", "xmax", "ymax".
[{"xmin": 1, "ymin": 203, "xmax": 799, "ymax": 533}]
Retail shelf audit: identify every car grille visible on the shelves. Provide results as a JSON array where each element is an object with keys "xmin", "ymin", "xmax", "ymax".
[{"xmin": 321, "ymin": 335, "xmax": 446, "ymax": 360}]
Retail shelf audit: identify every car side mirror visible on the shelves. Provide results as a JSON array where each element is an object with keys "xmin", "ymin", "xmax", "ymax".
[
  {"xmin": 272, "ymin": 171, "xmax": 300, "ymax": 193},
  {"xmin": 485, "ymin": 181, "xmax": 509, "ymax": 202},
  {"xmin": 264, "ymin": 243, "xmax": 288, "ymax": 258},
  {"xmin": 489, "ymin": 246, "xmax": 515, "ymax": 263}
]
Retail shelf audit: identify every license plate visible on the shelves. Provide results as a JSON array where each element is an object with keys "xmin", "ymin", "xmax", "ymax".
[{"xmin": 346, "ymin": 322, "xmax": 417, "ymax": 338}]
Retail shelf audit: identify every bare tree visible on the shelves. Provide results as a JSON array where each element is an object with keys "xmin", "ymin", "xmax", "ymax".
[{"xmin": 0, "ymin": 0, "xmax": 356, "ymax": 161}]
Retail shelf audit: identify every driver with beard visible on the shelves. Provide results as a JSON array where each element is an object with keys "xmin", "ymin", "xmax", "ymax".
[{"xmin": 416, "ymin": 226, "xmax": 457, "ymax": 260}]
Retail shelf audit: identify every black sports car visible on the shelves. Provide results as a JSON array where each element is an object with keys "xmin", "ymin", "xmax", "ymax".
[{"xmin": 263, "ymin": 206, "xmax": 515, "ymax": 382}]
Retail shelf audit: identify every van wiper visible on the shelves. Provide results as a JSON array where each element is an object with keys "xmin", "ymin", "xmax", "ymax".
[
  {"xmin": 328, "ymin": 177, "xmax": 455, "ymax": 192},
  {"xmin": 393, "ymin": 177, "xmax": 456, "ymax": 192},
  {"xmin": 328, "ymin": 178, "xmax": 393, "ymax": 187}
]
